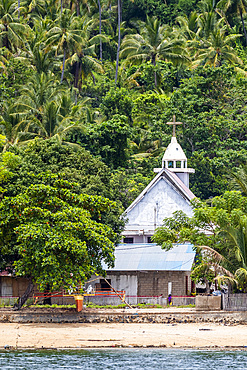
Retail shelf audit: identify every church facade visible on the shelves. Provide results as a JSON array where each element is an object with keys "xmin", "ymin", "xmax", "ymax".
[
  {"xmin": 85, "ymin": 118, "xmax": 197, "ymax": 305},
  {"xmin": 122, "ymin": 116, "xmax": 195, "ymax": 243}
]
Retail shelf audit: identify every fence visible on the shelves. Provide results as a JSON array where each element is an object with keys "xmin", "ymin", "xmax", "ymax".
[
  {"xmin": 83, "ymin": 295, "xmax": 195, "ymax": 306},
  {"xmin": 222, "ymin": 293, "xmax": 247, "ymax": 311}
]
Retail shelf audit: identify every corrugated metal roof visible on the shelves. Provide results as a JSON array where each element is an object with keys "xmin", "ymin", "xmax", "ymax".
[{"xmin": 105, "ymin": 243, "xmax": 195, "ymax": 272}]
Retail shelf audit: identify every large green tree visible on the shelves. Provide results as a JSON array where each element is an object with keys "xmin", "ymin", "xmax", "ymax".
[{"xmin": 0, "ymin": 176, "xmax": 119, "ymax": 308}]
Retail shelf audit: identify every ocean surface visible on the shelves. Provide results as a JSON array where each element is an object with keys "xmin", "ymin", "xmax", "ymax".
[{"xmin": 0, "ymin": 349, "xmax": 247, "ymax": 369}]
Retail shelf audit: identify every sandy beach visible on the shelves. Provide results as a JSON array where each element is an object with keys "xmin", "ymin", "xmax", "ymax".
[{"xmin": 1, "ymin": 322, "xmax": 247, "ymax": 349}]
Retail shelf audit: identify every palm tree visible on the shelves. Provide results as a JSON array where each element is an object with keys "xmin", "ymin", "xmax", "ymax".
[
  {"xmin": 230, "ymin": 164, "xmax": 247, "ymax": 196},
  {"xmin": 13, "ymin": 71, "xmax": 63, "ymax": 133},
  {"xmin": 176, "ymin": 11, "xmax": 200, "ymax": 42},
  {"xmin": 193, "ymin": 21, "xmax": 242, "ymax": 67},
  {"xmin": 97, "ymin": 0, "xmax": 102, "ymax": 61},
  {"xmin": 13, "ymin": 73, "xmax": 87, "ymax": 144},
  {"xmin": 66, "ymin": 15, "xmax": 105, "ymax": 89},
  {"xmin": 219, "ymin": 217, "xmax": 247, "ymax": 291},
  {"xmin": 21, "ymin": 0, "xmax": 46, "ymax": 18},
  {"xmin": 21, "ymin": 17, "xmax": 54, "ymax": 73},
  {"xmin": 217, "ymin": 0, "xmax": 247, "ymax": 45},
  {"xmin": 115, "ymin": 0, "xmax": 121, "ymax": 83},
  {"xmin": 120, "ymin": 16, "xmax": 189, "ymax": 87},
  {"xmin": 0, "ymin": 0, "xmax": 29, "ymax": 53},
  {"xmin": 0, "ymin": 101, "xmax": 24, "ymax": 149},
  {"xmin": 197, "ymin": 0, "xmax": 222, "ymax": 39},
  {"xmin": 130, "ymin": 129, "xmax": 163, "ymax": 159},
  {"xmin": 45, "ymin": 9, "xmax": 83, "ymax": 82}
]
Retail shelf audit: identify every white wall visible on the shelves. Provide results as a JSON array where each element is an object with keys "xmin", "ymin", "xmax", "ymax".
[
  {"xmin": 84, "ymin": 274, "xmax": 137, "ymax": 296},
  {"xmin": 126, "ymin": 177, "xmax": 193, "ymax": 234},
  {"xmin": 109, "ymin": 274, "xmax": 137, "ymax": 296}
]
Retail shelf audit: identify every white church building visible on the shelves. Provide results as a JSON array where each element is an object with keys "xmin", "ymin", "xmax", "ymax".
[
  {"xmin": 86, "ymin": 117, "xmax": 197, "ymax": 304},
  {"xmin": 122, "ymin": 131, "xmax": 195, "ymax": 244}
]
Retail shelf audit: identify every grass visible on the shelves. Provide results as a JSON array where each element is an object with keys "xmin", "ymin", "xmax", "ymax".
[
  {"xmin": 30, "ymin": 303, "xmax": 76, "ymax": 309},
  {"xmin": 86, "ymin": 302, "xmax": 127, "ymax": 309}
]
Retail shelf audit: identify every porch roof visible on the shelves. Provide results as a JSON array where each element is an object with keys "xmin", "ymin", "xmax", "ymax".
[{"xmin": 105, "ymin": 243, "xmax": 195, "ymax": 272}]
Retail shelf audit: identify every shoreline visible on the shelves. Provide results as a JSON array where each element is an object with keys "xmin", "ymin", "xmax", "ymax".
[
  {"xmin": 2, "ymin": 346, "xmax": 247, "ymax": 351},
  {"xmin": 1, "ymin": 322, "xmax": 247, "ymax": 350}
]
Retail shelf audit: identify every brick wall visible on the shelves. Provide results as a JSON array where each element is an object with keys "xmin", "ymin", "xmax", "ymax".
[
  {"xmin": 107, "ymin": 270, "xmax": 192, "ymax": 297},
  {"xmin": 137, "ymin": 271, "xmax": 191, "ymax": 296}
]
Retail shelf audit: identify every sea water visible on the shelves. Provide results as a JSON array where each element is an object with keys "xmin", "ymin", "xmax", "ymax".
[{"xmin": 0, "ymin": 349, "xmax": 247, "ymax": 369}]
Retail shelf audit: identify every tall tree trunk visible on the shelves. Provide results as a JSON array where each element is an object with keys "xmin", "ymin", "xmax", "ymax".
[
  {"xmin": 76, "ymin": 0, "xmax": 80, "ymax": 16},
  {"xmin": 91, "ymin": 72, "xmax": 96, "ymax": 85},
  {"xmin": 13, "ymin": 279, "xmax": 34, "ymax": 310},
  {"xmin": 205, "ymin": 279, "xmax": 210, "ymax": 294},
  {"xmin": 74, "ymin": 61, "xmax": 80, "ymax": 88},
  {"xmin": 152, "ymin": 56, "xmax": 157, "ymax": 87},
  {"xmin": 61, "ymin": 0, "xmax": 63, "ymax": 14},
  {"xmin": 61, "ymin": 47, "xmax": 66, "ymax": 83},
  {"xmin": 115, "ymin": 0, "xmax": 121, "ymax": 84},
  {"xmin": 240, "ymin": 10, "xmax": 247, "ymax": 46},
  {"xmin": 18, "ymin": 0, "xmax": 20, "ymax": 19},
  {"xmin": 98, "ymin": 0, "xmax": 102, "ymax": 61}
]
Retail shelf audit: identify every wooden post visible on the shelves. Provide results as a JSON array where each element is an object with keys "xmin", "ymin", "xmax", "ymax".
[{"xmin": 103, "ymin": 278, "xmax": 133, "ymax": 309}]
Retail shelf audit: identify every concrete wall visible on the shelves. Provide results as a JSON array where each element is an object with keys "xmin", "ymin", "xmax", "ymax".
[
  {"xmin": 110, "ymin": 273, "xmax": 138, "ymax": 296},
  {"xmin": 84, "ymin": 271, "xmax": 192, "ymax": 305},
  {"xmin": 137, "ymin": 271, "xmax": 191, "ymax": 297},
  {"xmin": 0, "ymin": 277, "xmax": 12, "ymax": 296},
  {"xmin": 196, "ymin": 295, "xmax": 221, "ymax": 311},
  {"xmin": 2, "ymin": 309, "xmax": 247, "ymax": 324},
  {"xmin": 0, "ymin": 276, "xmax": 39, "ymax": 299},
  {"xmin": 222, "ymin": 293, "xmax": 247, "ymax": 311},
  {"xmin": 0, "ymin": 272, "xmax": 193, "ymax": 307}
]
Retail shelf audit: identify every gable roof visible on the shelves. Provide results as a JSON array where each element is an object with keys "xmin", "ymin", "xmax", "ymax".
[
  {"xmin": 125, "ymin": 168, "xmax": 195, "ymax": 215},
  {"xmin": 105, "ymin": 243, "xmax": 195, "ymax": 272}
]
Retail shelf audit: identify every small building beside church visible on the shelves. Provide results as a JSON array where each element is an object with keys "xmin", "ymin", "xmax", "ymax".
[{"xmin": 96, "ymin": 117, "xmax": 197, "ymax": 304}]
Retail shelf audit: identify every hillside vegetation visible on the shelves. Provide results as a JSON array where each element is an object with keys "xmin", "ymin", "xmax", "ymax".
[{"xmin": 0, "ymin": 0, "xmax": 247, "ymax": 201}]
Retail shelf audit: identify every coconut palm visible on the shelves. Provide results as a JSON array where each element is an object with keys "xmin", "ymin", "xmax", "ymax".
[
  {"xmin": 176, "ymin": 11, "xmax": 200, "ymax": 42},
  {"xmin": 13, "ymin": 74, "xmax": 87, "ymax": 144},
  {"xmin": 20, "ymin": 17, "xmax": 54, "ymax": 73},
  {"xmin": 197, "ymin": 0, "xmax": 223, "ymax": 38},
  {"xmin": 66, "ymin": 15, "xmax": 105, "ymax": 89},
  {"xmin": 45, "ymin": 9, "xmax": 83, "ymax": 82},
  {"xmin": 13, "ymin": 71, "xmax": 63, "ymax": 134},
  {"xmin": 217, "ymin": 0, "xmax": 247, "ymax": 45},
  {"xmin": 0, "ymin": 101, "xmax": 25, "ymax": 149},
  {"xmin": 230, "ymin": 164, "xmax": 247, "ymax": 196},
  {"xmin": 193, "ymin": 21, "xmax": 242, "ymax": 67},
  {"xmin": 0, "ymin": 0, "xmax": 30, "ymax": 53},
  {"xmin": 218, "ymin": 217, "xmax": 247, "ymax": 291},
  {"xmin": 130, "ymin": 129, "xmax": 163, "ymax": 159},
  {"xmin": 120, "ymin": 16, "xmax": 189, "ymax": 87},
  {"xmin": 115, "ymin": 0, "xmax": 121, "ymax": 83},
  {"xmin": 20, "ymin": 0, "xmax": 46, "ymax": 18}
]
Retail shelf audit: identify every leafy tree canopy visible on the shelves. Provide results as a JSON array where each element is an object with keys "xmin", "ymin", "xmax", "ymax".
[
  {"xmin": 153, "ymin": 191, "xmax": 247, "ymax": 290},
  {"xmin": 0, "ymin": 176, "xmax": 118, "ymax": 305}
]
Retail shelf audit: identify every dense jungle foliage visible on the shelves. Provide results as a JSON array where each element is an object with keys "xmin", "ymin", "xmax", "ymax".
[
  {"xmin": 1, "ymin": 0, "xmax": 247, "ymax": 299},
  {"xmin": 1, "ymin": 0, "xmax": 247, "ymax": 203}
]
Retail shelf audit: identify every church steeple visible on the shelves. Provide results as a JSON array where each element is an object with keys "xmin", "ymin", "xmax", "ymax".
[
  {"xmin": 154, "ymin": 115, "xmax": 195, "ymax": 188},
  {"xmin": 162, "ymin": 115, "xmax": 187, "ymax": 170}
]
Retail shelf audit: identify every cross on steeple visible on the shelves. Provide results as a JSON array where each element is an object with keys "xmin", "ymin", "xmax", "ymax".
[{"xmin": 166, "ymin": 115, "xmax": 183, "ymax": 137}]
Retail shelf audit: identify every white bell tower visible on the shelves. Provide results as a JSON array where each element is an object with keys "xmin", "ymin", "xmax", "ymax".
[{"xmin": 154, "ymin": 115, "xmax": 195, "ymax": 188}]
